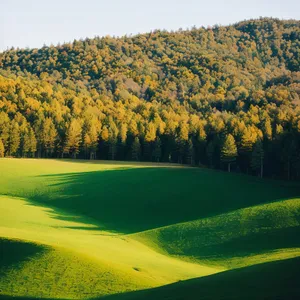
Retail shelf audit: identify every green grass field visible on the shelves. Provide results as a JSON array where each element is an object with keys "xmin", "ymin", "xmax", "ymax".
[{"xmin": 0, "ymin": 158, "xmax": 300, "ymax": 299}]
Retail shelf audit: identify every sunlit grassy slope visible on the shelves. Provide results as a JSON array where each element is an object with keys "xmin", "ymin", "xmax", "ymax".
[
  {"xmin": 134, "ymin": 198, "xmax": 300, "ymax": 268},
  {"xmin": 0, "ymin": 195, "xmax": 219, "ymax": 299},
  {"xmin": 0, "ymin": 158, "xmax": 300, "ymax": 299}
]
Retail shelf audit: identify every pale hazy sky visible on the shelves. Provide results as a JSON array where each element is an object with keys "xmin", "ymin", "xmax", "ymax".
[{"xmin": 0, "ymin": 0, "xmax": 299, "ymax": 51}]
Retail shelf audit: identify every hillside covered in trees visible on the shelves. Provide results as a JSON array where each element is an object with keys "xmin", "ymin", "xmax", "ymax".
[{"xmin": 0, "ymin": 18, "xmax": 300, "ymax": 179}]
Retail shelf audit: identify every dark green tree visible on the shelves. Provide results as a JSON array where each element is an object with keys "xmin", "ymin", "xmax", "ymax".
[
  {"xmin": 186, "ymin": 139, "xmax": 195, "ymax": 165},
  {"xmin": 206, "ymin": 141, "xmax": 215, "ymax": 168},
  {"xmin": 152, "ymin": 137, "xmax": 162, "ymax": 162},
  {"xmin": 131, "ymin": 137, "xmax": 141, "ymax": 161},
  {"xmin": 251, "ymin": 140, "xmax": 264, "ymax": 178}
]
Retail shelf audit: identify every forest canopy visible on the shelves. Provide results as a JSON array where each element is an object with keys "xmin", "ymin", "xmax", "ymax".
[{"xmin": 0, "ymin": 18, "xmax": 300, "ymax": 179}]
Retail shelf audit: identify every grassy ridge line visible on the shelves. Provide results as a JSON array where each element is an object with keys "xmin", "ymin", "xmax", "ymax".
[{"xmin": 133, "ymin": 198, "xmax": 300, "ymax": 268}]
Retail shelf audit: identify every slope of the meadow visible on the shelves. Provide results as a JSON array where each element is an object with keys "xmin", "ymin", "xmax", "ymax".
[
  {"xmin": 101, "ymin": 257, "xmax": 300, "ymax": 300},
  {"xmin": 0, "ymin": 158, "xmax": 300, "ymax": 299},
  {"xmin": 133, "ymin": 198, "xmax": 300, "ymax": 268},
  {"xmin": 0, "ymin": 193, "xmax": 218, "ymax": 298}
]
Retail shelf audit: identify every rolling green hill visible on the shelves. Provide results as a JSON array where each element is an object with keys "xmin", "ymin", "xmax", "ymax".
[
  {"xmin": 0, "ymin": 158, "xmax": 300, "ymax": 299},
  {"xmin": 101, "ymin": 257, "xmax": 300, "ymax": 300},
  {"xmin": 133, "ymin": 198, "xmax": 300, "ymax": 268}
]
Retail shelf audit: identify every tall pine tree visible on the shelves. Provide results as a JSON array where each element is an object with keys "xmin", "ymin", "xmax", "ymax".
[
  {"xmin": 131, "ymin": 137, "xmax": 141, "ymax": 161},
  {"xmin": 221, "ymin": 134, "xmax": 237, "ymax": 172},
  {"xmin": 152, "ymin": 136, "xmax": 162, "ymax": 162},
  {"xmin": 7, "ymin": 122, "xmax": 20, "ymax": 156},
  {"xmin": 64, "ymin": 119, "xmax": 82, "ymax": 158},
  {"xmin": 251, "ymin": 140, "xmax": 264, "ymax": 178}
]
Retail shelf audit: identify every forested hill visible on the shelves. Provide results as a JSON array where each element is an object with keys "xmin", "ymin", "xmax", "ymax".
[{"xmin": 0, "ymin": 18, "xmax": 300, "ymax": 179}]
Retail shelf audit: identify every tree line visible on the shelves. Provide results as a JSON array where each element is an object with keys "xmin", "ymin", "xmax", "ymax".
[{"xmin": 0, "ymin": 18, "xmax": 299, "ymax": 180}]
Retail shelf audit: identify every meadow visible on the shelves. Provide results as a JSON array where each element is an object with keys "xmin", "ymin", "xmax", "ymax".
[{"xmin": 0, "ymin": 158, "xmax": 300, "ymax": 299}]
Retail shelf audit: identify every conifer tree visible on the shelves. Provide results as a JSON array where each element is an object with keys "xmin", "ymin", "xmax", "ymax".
[
  {"xmin": 240, "ymin": 127, "xmax": 258, "ymax": 173},
  {"xmin": 281, "ymin": 137, "xmax": 297, "ymax": 180},
  {"xmin": 108, "ymin": 136, "xmax": 118, "ymax": 160},
  {"xmin": 107, "ymin": 119, "xmax": 119, "ymax": 160},
  {"xmin": 0, "ymin": 139, "xmax": 4, "ymax": 157},
  {"xmin": 177, "ymin": 121, "xmax": 189, "ymax": 164},
  {"xmin": 35, "ymin": 118, "xmax": 57, "ymax": 157},
  {"xmin": 101, "ymin": 126, "xmax": 109, "ymax": 142},
  {"xmin": 251, "ymin": 140, "xmax": 264, "ymax": 178},
  {"xmin": 0, "ymin": 112, "xmax": 10, "ymax": 149},
  {"xmin": 117, "ymin": 123, "xmax": 128, "ymax": 160},
  {"xmin": 206, "ymin": 141, "xmax": 215, "ymax": 168},
  {"xmin": 21, "ymin": 129, "xmax": 31, "ymax": 157},
  {"xmin": 221, "ymin": 134, "xmax": 237, "ymax": 172},
  {"xmin": 263, "ymin": 119, "xmax": 273, "ymax": 140},
  {"xmin": 119, "ymin": 123, "xmax": 128, "ymax": 145},
  {"xmin": 186, "ymin": 139, "xmax": 195, "ymax": 165},
  {"xmin": 144, "ymin": 122, "xmax": 156, "ymax": 161},
  {"xmin": 28, "ymin": 128, "xmax": 37, "ymax": 157},
  {"xmin": 7, "ymin": 122, "xmax": 20, "ymax": 156},
  {"xmin": 152, "ymin": 136, "xmax": 162, "ymax": 162},
  {"xmin": 64, "ymin": 119, "xmax": 82, "ymax": 158},
  {"xmin": 131, "ymin": 137, "xmax": 141, "ymax": 161},
  {"xmin": 83, "ymin": 118, "xmax": 100, "ymax": 159}
]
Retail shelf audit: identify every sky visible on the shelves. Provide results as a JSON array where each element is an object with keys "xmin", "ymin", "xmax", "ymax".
[{"xmin": 0, "ymin": 0, "xmax": 299, "ymax": 51}]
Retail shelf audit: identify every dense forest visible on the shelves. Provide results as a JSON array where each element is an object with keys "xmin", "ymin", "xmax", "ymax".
[{"xmin": 0, "ymin": 18, "xmax": 300, "ymax": 179}]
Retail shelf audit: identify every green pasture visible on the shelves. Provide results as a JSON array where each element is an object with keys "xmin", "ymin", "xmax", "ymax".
[{"xmin": 0, "ymin": 158, "xmax": 299, "ymax": 299}]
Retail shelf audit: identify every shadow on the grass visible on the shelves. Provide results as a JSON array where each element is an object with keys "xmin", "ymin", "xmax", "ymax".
[
  {"xmin": 28, "ymin": 167, "xmax": 300, "ymax": 233},
  {"xmin": 0, "ymin": 238, "xmax": 48, "ymax": 275},
  {"xmin": 99, "ymin": 257, "xmax": 300, "ymax": 300}
]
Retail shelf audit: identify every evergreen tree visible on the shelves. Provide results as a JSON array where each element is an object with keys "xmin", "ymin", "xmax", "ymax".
[
  {"xmin": 144, "ymin": 122, "xmax": 156, "ymax": 142},
  {"xmin": 0, "ymin": 139, "xmax": 4, "ymax": 157},
  {"xmin": 83, "ymin": 118, "xmax": 100, "ymax": 159},
  {"xmin": 152, "ymin": 137, "xmax": 162, "ymax": 162},
  {"xmin": 281, "ymin": 137, "xmax": 298, "ymax": 180},
  {"xmin": 186, "ymin": 139, "xmax": 195, "ymax": 165},
  {"xmin": 221, "ymin": 134, "xmax": 237, "ymax": 172},
  {"xmin": 108, "ymin": 136, "xmax": 118, "ymax": 160},
  {"xmin": 144, "ymin": 122, "xmax": 156, "ymax": 161},
  {"xmin": 29, "ymin": 128, "xmax": 37, "ymax": 157},
  {"xmin": 21, "ymin": 128, "xmax": 31, "ymax": 157},
  {"xmin": 7, "ymin": 122, "xmax": 20, "ymax": 156},
  {"xmin": 107, "ymin": 119, "xmax": 119, "ymax": 160},
  {"xmin": 177, "ymin": 121, "xmax": 189, "ymax": 164},
  {"xmin": 239, "ymin": 127, "xmax": 257, "ymax": 173},
  {"xmin": 0, "ymin": 112, "xmax": 10, "ymax": 150},
  {"xmin": 35, "ymin": 118, "xmax": 57, "ymax": 157},
  {"xmin": 117, "ymin": 123, "xmax": 128, "ymax": 160},
  {"xmin": 206, "ymin": 141, "xmax": 215, "ymax": 168},
  {"xmin": 263, "ymin": 119, "xmax": 273, "ymax": 141},
  {"xmin": 64, "ymin": 119, "xmax": 82, "ymax": 158},
  {"xmin": 251, "ymin": 140, "xmax": 264, "ymax": 178},
  {"xmin": 131, "ymin": 137, "xmax": 141, "ymax": 161}
]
